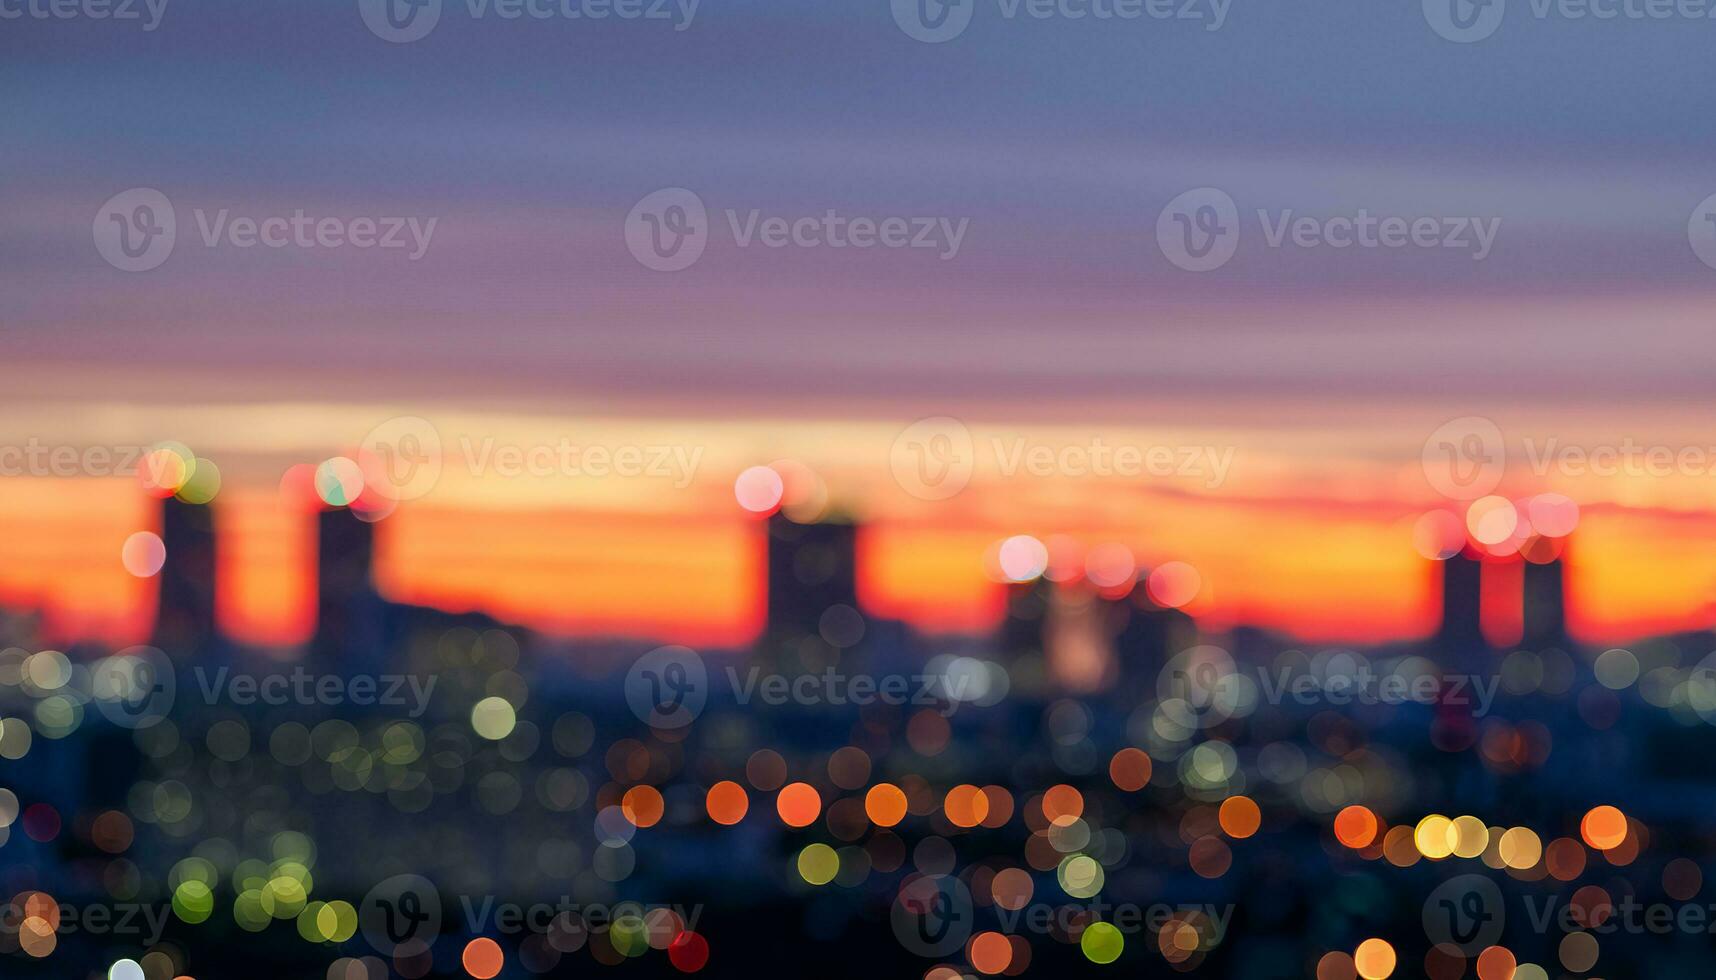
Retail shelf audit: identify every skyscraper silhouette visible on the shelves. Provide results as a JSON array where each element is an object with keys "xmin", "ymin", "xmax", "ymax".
[
  {"xmin": 1436, "ymin": 550, "xmax": 1487, "ymax": 659},
  {"xmin": 313, "ymin": 507, "xmax": 384, "ymax": 668},
  {"xmin": 761, "ymin": 513, "xmax": 859, "ymax": 673},
  {"xmin": 1522, "ymin": 555, "xmax": 1567, "ymax": 649},
  {"xmin": 1000, "ymin": 578, "xmax": 1053, "ymax": 662},
  {"xmin": 1110, "ymin": 586, "xmax": 1197, "ymax": 704},
  {"xmin": 153, "ymin": 497, "xmax": 217, "ymax": 654}
]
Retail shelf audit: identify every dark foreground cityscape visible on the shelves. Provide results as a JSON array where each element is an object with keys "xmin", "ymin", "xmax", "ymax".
[{"xmin": 3, "ymin": 479, "xmax": 1712, "ymax": 979}]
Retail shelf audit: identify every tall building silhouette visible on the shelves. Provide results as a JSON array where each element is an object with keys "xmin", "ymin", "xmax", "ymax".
[
  {"xmin": 313, "ymin": 508, "xmax": 384, "ymax": 669},
  {"xmin": 1109, "ymin": 586, "xmax": 1197, "ymax": 704},
  {"xmin": 153, "ymin": 498, "xmax": 217, "ymax": 654},
  {"xmin": 761, "ymin": 513, "xmax": 859, "ymax": 673},
  {"xmin": 1436, "ymin": 550, "xmax": 1487, "ymax": 659},
  {"xmin": 1522, "ymin": 556, "xmax": 1567, "ymax": 649},
  {"xmin": 1000, "ymin": 578, "xmax": 1053, "ymax": 660}
]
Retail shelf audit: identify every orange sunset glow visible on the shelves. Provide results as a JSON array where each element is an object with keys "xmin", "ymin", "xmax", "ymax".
[{"xmin": 6, "ymin": 417, "xmax": 1716, "ymax": 652}]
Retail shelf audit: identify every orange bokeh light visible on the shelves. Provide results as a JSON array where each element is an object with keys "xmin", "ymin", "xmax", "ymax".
[
  {"xmin": 462, "ymin": 938, "xmax": 504, "ymax": 979},
  {"xmin": 621, "ymin": 785, "xmax": 664, "ymax": 828},
  {"xmin": 1334, "ymin": 806, "xmax": 1380, "ymax": 849},
  {"xmin": 865, "ymin": 783, "xmax": 908, "ymax": 828},
  {"xmin": 1109, "ymin": 748, "xmax": 1153, "ymax": 791},
  {"xmin": 705, "ymin": 780, "xmax": 748, "ymax": 825},
  {"xmin": 776, "ymin": 782, "xmax": 822, "ymax": 828},
  {"xmin": 1581, "ymin": 805, "xmax": 1628, "ymax": 850},
  {"xmin": 1219, "ymin": 796, "xmax": 1261, "ymax": 839}
]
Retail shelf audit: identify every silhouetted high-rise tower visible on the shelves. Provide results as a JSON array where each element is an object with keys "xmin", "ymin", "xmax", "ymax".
[
  {"xmin": 1522, "ymin": 556, "xmax": 1567, "ymax": 649},
  {"xmin": 1436, "ymin": 551, "xmax": 1487, "ymax": 657},
  {"xmin": 761, "ymin": 513, "xmax": 859, "ymax": 672},
  {"xmin": 1110, "ymin": 587, "xmax": 1197, "ymax": 704},
  {"xmin": 312, "ymin": 508, "xmax": 384, "ymax": 668},
  {"xmin": 153, "ymin": 498, "xmax": 217, "ymax": 654}
]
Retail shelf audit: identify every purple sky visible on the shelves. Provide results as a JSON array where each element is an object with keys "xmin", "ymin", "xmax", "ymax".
[{"xmin": 6, "ymin": 0, "xmax": 1716, "ymax": 422}]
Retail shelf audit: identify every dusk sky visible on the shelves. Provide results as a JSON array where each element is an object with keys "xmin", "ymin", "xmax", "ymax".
[{"xmin": 7, "ymin": 0, "xmax": 1716, "ymax": 648}]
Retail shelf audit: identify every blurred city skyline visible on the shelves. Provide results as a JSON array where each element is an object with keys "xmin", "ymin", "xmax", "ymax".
[{"xmin": 8, "ymin": 0, "xmax": 1716, "ymax": 651}]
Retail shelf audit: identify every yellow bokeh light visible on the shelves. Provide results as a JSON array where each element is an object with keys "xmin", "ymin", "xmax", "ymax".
[
  {"xmin": 1354, "ymin": 938, "xmax": 1396, "ymax": 979},
  {"xmin": 1414, "ymin": 815, "xmax": 1456, "ymax": 860}
]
